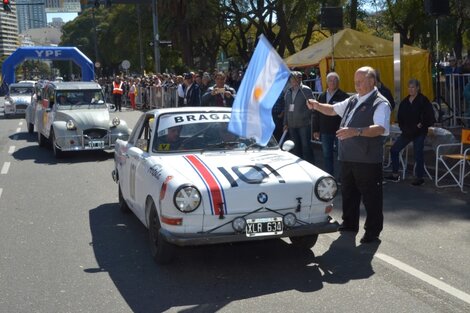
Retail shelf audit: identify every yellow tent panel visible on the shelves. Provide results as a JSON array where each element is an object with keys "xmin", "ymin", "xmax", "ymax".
[{"xmin": 285, "ymin": 28, "xmax": 433, "ymax": 103}]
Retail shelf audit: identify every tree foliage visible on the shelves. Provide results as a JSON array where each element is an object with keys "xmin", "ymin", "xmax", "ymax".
[{"xmin": 58, "ymin": 0, "xmax": 470, "ymax": 75}]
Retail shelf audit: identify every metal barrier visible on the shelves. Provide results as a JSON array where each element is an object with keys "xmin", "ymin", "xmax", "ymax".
[
  {"xmin": 439, "ymin": 73, "xmax": 470, "ymax": 127},
  {"xmin": 124, "ymin": 85, "xmax": 178, "ymax": 109}
]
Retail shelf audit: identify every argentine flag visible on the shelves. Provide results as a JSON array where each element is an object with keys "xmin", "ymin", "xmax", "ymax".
[{"xmin": 228, "ymin": 35, "xmax": 290, "ymax": 146}]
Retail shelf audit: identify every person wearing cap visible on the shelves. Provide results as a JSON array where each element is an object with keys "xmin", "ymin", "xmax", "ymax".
[
  {"xmin": 182, "ymin": 72, "xmax": 201, "ymax": 107},
  {"xmin": 201, "ymin": 71, "xmax": 236, "ymax": 107},
  {"xmin": 283, "ymin": 71, "xmax": 315, "ymax": 164}
]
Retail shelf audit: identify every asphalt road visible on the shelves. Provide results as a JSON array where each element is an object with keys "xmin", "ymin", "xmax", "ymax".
[{"xmin": 0, "ymin": 100, "xmax": 469, "ymax": 313}]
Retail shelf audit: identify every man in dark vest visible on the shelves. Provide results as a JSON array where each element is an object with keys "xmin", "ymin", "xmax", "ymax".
[{"xmin": 307, "ymin": 66, "xmax": 391, "ymax": 244}]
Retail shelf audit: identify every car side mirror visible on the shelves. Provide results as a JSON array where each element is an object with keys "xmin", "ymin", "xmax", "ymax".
[{"xmin": 281, "ymin": 140, "xmax": 295, "ymax": 152}]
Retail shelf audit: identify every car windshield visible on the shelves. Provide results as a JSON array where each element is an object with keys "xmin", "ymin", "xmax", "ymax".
[
  {"xmin": 152, "ymin": 113, "xmax": 278, "ymax": 153},
  {"xmin": 55, "ymin": 89, "xmax": 105, "ymax": 108},
  {"xmin": 10, "ymin": 87, "xmax": 34, "ymax": 95}
]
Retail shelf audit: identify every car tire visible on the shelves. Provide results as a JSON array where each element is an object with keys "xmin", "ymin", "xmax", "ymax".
[
  {"xmin": 148, "ymin": 201, "xmax": 174, "ymax": 264},
  {"xmin": 51, "ymin": 129, "xmax": 64, "ymax": 158},
  {"xmin": 118, "ymin": 184, "xmax": 131, "ymax": 214},
  {"xmin": 290, "ymin": 235, "xmax": 319, "ymax": 250},
  {"xmin": 28, "ymin": 122, "xmax": 34, "ymax": 134},
  {"xmin": 38, "ymin": 130, "xmax": 47, "ymax": 147}
]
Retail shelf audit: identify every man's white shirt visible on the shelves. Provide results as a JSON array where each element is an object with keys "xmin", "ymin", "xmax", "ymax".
[{"xmin": 332, "ymin": 87, "xmax": 391, "ymax": 136}]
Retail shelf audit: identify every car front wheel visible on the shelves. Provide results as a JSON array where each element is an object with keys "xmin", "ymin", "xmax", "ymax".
[
  {"xmin": 38, "ymin": 130, "xmax": 47, "ymax": 147},
  {"xmin": 148, "ymin": 201, "xmax": 174, "ymax": 264},
  {"xmin": 289, "ymin": 235, "xmax": 318, "ymax": 250},
  {"xmin": 51, "ymin": 129, "xmax": 64, "ymax": 158}
]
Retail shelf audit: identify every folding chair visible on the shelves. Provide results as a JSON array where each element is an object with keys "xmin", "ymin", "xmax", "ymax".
[
  {"xmin": 383, "ymin": 125, "xmax": 409, "ymax": 179},
  {"xmin": 435, "ymin": 129, "xmax": 470, "ymax": 192}
]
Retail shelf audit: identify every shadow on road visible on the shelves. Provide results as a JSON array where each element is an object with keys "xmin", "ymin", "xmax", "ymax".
[
  {"xmin": 9, "ymin": 131, "xmax": 36, "ymax": 142},
  {"xmin": 87, "ymin": 203, "xmax": 379, "ymax": 312},
  {"xmin": 12, "ymin": 145, "xmax": 114, "ymax": 164}
]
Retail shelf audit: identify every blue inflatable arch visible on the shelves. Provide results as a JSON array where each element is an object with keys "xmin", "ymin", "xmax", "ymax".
[{"xmin": 1, "ymin": 47, "xmax": 95, "ymax": 85}]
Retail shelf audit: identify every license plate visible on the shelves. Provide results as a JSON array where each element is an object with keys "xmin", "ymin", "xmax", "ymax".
[
  {"xmin": 16, "ymin": 109, "xmax": 25, "ymax": 114},
  {"xmin": 246, "ymin": 217, "xmax": 283, "ymax": 237},
  {"xmin": 88, "ymin": 140, "xmax": 105, "ymax": 149}
]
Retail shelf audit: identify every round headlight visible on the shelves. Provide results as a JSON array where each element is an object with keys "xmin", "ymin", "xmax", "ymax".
[
  {"xmin": 314, "ymin": 176, "xmax": 338, "ymax": 202},
  {"xmin": 232, "ymin": 217, "xmax": 246, "ymax": 232},
  {"xmin": 66, "ymin": 120, "xmax": 76, "ymax": 130},
  {"xmin": 283, "ymin": 213, "xmax": 297, "ymax": 227},
  {"xmin": 112, "ymin": 117, "xmax": 120, "ymax": 127},
  {"xmin": 173, "ymin": 184, "xmax": 201, "ymax": 213}
]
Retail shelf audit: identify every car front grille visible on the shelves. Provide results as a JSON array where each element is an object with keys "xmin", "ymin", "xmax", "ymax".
[
  {"xmin": 83, "ymin": 128, "xmax": 108, "ymax": 139},
  {"xmin": 15, "ymin": 104, "xmax": 27, "ymax": 110}
]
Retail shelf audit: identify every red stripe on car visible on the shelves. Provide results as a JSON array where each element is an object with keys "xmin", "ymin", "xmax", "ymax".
[{"xmin": 184, "ymin": 155, "xmax": 225, "ymax": 215}]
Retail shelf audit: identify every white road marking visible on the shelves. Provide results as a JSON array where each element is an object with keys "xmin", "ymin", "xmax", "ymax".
[
  {"xmin": 1, "ymin": 162, "xmax": 10, "ymax": 174},
  {"xmin": 16, "ymin": 127, "xmax": 21, "ymax": 133},
  {"xmin": 19, "ymin": 121, "xmax": 23, "ymax": 126},
  {"xmin": 8, "ymin": 146, "xmax": 15, "ymax": 154},
  {"xmin": 376, "ymin": 253, "xmax": 470, "ymax": 305}
]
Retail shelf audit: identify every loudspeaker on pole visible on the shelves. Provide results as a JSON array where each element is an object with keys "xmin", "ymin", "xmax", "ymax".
[
  {"xmin": 424, "ymin": 0, "xmax": 449, "ymax": 17},
  {"xmin": 320, "ymin": 7, "xmax": 343, "ymax": 30}
]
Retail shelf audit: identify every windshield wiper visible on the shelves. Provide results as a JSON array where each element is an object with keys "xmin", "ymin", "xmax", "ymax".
[{"xmin": 206, "ymin": 141, "xmax": 240, "ymax": 149}]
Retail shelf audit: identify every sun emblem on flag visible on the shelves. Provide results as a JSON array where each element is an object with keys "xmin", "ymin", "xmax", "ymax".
[{"xmin": 253, "ymin": 86, "xmax": 263, "ymax": 101}]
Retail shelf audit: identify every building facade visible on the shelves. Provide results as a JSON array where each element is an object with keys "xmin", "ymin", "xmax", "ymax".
[
  {"xmin": 0, "ymin": 5, "xmax": 19, "ymax": 56},
  {"xmin": 16, "ymin": 0, "xmax": 47, "ymax": 33}
]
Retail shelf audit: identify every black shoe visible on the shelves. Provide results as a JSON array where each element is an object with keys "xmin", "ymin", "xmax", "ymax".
[
  {"xmin": 411, "ymin": 178, "xmax": 424, "ymax": 186},
  {"xmin": 338, "ymin": 225, "xmax": 358, "ymax": 232},
  {"xmin": 360, "ymin": 234, "xmax": 380, "ymax": 244},
  {"xmin": 384, "ymin": 174, "xmax": 400, "ymax": 182}
]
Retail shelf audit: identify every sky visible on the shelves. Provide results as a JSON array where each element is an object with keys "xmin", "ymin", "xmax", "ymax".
[{"xmin": 47, "ymin": 13, "xmax": 78, "ymax": 23}]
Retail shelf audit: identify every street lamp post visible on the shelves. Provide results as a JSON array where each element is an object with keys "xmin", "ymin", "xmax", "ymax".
[
  {"xmin": 136, "ymin": 3, "xmax": 144, "ymax": 75},
  {"xmin": 92, "ymin": 8, "xmax": 99, "ymax": 68},
  {"xmin": 152, "ymin": 0, "xmax": 160, "ymax": 74}
]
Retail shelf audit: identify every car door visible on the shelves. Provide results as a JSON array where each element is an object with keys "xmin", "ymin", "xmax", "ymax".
[
  {"xmin": 118, "ymin": 114, "xmax": 146, "ymax": 209},
  {"xmin": 128, "ymin": 115, "xmax": 155, "ymax": 221},
  {"xmin": 38, "ymin": 85, "xmax": 54, "ymax": 138}
]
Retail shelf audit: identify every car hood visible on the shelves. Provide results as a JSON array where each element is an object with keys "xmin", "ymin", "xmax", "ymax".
[
  {"xmin": 159, "ymin": 151, "xmax": 328, "ymax": 215},
  {"xmin": 55, "ymin": 109, "xmax": 110, "ymax": 129},
  {"xmin": 8, "ymin": 95, "xmax": 31, "ymax": 104}
]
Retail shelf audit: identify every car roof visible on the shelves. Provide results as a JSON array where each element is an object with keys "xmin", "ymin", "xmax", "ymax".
[
  {"xmin": 10, "ymin": 82, "xmax": 35, "ymax": 88},
  {"xmin": 46, "ymin": 81, "xmax": 102, "ymax": 90}
]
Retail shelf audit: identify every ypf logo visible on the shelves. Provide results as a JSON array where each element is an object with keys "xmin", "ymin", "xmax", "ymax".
[{"xmin": 35, "ymin": 50, "xmax": 62, "ymax": 58}]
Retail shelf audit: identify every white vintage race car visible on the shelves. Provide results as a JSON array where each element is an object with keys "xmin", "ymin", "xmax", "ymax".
[
  {"xmin": 35, "ymin": 81, "xmax": 131, "ymax": 158},
  {"xmin": 4, "ymin": 81, "xmax": 35, "ymax": 118},
  {"xmin": 112, "ymin": 107, "xmax": 339, "ymax": 264}
]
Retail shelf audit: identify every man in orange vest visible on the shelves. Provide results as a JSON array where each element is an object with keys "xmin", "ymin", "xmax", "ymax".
[{"xmin": 113, "ymin": 76, "xmax": 124, "ymax": 111}]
